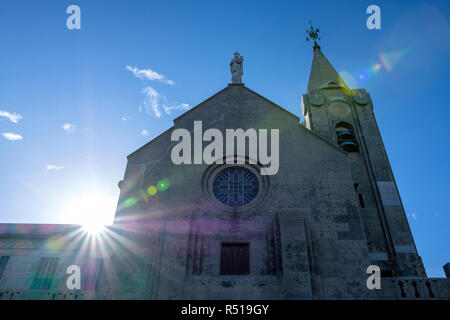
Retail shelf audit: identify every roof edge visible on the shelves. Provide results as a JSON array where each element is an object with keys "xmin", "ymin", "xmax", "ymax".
[{"xmin": 0, "ymin": 223, "xmax": 83, "ymax": 236}]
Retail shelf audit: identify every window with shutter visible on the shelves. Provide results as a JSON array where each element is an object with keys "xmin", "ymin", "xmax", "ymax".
[
  {"xmin": 220, "ymin": 243, "xmax": 250, "ymax": 275},
  {"xmin": 0, "ymin": 256, "xmax": 10, "ymax": 280},
  {"xmin": 31, "ymin": 257, "xmax": 59, "ymax": 290}
]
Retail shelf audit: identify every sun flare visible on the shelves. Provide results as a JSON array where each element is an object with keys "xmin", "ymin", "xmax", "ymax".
[{"xmin": 64, "ymin": 193, "xmax": 116, "ymax": 234}]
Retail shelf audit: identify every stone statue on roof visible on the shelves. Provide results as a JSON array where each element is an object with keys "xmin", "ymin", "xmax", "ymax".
[{"xmin": 230, "ymin": 52, "xmax": 243, "ymax": 83}]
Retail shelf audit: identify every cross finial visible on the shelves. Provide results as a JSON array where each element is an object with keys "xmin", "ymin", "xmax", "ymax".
[{"xmin": 306, "ymin": 20, "xmax": 321, "ymax": 50}]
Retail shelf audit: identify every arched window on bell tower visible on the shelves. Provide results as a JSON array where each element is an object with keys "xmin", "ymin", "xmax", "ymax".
[{"xmin": 335, "ymin": 122, "xmax": 359, "ymax": 153}]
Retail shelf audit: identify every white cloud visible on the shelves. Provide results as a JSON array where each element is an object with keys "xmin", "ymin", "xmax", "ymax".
[
  {"xmin": 62, "ymin": 123, "xmax": 76, "ymax": 134},
  {"xmin": 142, "ymin": 86, "xmax": 162, "ymax": 118},
  {"xmin": 126, "ymin": 65, "xmax": 175, "ymax": 85},
  {"xmin": 163, "ymin": 103, "xmax": 190, "ymax": 115},
  {"xmin": 407, "ymin": 213, "xmax": 418, "ymax": 221},
  {"xmin": 121, "ymin": 116, "xmax": 130, "ymax": 121},
  {"xmin": 0, "ymin": 110, "xmax": 22, "ymax": 123},
  {"xmin": 128, "ymin": 66, "xmax": 189, "ymax": 118},
  {"xmin": 141, "ymin": 129, "xmax": 149, "ymax": 136},
  {"xmin": 2, "ymin": 132, "xmax": 23, "ymax": 141},
  {"xmin": 140, "ymin": 87, "xmax": 191, "ymax": 118},
  {"xmin": 46, "ymin": 164, "xmax": 63, "ymax": 171}
]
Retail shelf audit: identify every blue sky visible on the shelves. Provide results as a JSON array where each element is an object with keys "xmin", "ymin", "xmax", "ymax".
[{"xmin": 0, "ymin": 0, "xmax": 449, "ymax": 277}]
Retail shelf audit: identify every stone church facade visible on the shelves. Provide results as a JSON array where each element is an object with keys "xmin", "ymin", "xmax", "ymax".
[{"xmin": 0, "ymin": 47, "xmax": 449, "ymax": 300}]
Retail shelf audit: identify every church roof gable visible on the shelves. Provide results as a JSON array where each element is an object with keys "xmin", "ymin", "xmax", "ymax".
[
  {"xmin": 173, "ymin": 84, "xmax": 299, "ymax": 124},
  {"xmin": 128, "ymin": 84, "xmax": 299, "ymax": 159}
]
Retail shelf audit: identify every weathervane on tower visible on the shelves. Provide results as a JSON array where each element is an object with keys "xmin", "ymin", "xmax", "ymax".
[{"xmin": 306, "ymin": 21, "xmax": 321, "ymax": 50}]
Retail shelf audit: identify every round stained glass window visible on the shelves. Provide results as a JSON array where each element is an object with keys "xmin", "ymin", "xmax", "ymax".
[{"xmin": 212, "ymin": 167, "xmax": 259, "ymax": 208}]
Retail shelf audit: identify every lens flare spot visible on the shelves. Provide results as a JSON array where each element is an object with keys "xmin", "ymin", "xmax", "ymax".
[
  {"xmin": 379, "ymin": 45, "xmax": 416, "ymax": 72},
  {"xmin": 123, "ymin": 197, "xmax": 138, "ymax": 208},
  {"xmin": 339, "ymin": 71, "xmax": 357, "ymax": 89},
  {"xmin": 140, "ymin": 190, "xmax": 150, "ymax": 203},
  {"xmin": 147, "ymin": 186, "xmax": 157, "ymax": 196},
  {"xmin": 354, "ymin": 68, "xmax": 372, "ymax": 82},
  {"xmin": 45, "ymin": 236, "xmax": 65, "ymax": 252},
  {"xmin": 157, "ymin": 179, "xmax": 170, "ymax": 191}
]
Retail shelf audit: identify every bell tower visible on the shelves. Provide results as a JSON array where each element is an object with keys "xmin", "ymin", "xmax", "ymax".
[{"xmin": 301, "ymin": 27, "xmax": 426, "ymax": 277}]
